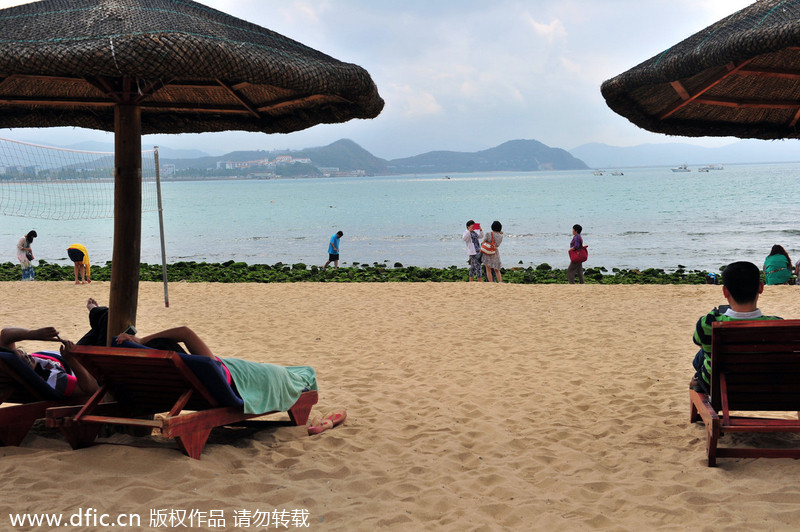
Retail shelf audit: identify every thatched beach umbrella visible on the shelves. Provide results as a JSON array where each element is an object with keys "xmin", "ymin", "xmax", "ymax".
[
  {"xmin": 0, "ymin": 0, "xmax": 383, "ymax": 338},
  {"xmin": 601, "ymin": 0, "xmax": 800, "ymax": 140}
]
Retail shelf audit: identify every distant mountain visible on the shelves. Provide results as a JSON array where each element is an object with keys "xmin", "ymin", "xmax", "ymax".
[
  {"xmin": 161, "ymin": 138, "xmax": 588, "ymax": 175},
  {"xmin": 294, "ymin": 139, "xmax": 388, "ymax": 173},
  {"xmin": 387, "ymin": 139, "xmax": 588, "ymax": 173},
  {"xmin": 164, "ymin": 139, "xmax": 388, "ymax": 173},
  {"xmin": 570, "ymin": 139, "xmax": 800, "ymax": 168}
]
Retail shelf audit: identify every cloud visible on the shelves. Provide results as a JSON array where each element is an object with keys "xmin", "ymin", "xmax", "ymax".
[
  {"xmin": 524, "ymin": 13, "xmax": 567, "ymax": 43},
  {"xmin": 385, "ymin": 84, "xmax": 442, "ymax": 119},
  {"xmin": 0, "ymin": 0, "xmax": 778, "ymax": 159}
]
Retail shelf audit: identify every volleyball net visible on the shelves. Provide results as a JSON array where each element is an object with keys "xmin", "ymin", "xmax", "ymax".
[
  {"xmin": 0, "ymin": 136, "xmax": 170, "ymax": 306},
  {"xmin": 0, "ymin": 136, "xmax": 159, "ymax": 220}
]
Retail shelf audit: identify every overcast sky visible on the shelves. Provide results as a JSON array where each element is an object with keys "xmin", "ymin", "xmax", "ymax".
[{"xmin": 0, "ymin": 0, "xmax": 755, "ymax": 159}]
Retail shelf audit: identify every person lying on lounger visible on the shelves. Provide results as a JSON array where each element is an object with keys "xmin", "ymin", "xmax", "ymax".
[
  {"xmin": 78, "ymin": 298, "xmax": 221, "ymax": 359},
  {"xmin": 0, "ymin": 326, "xmax": 98, "ymax": 396},
  {"xmin": 78, "ymin": 299, "xmax": 318, "ymax": 416}
]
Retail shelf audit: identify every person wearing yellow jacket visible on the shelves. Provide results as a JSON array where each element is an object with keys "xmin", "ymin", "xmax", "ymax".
[{"xmin": 66, "ymin": 244, "xmax": 91, "ymax": 284}]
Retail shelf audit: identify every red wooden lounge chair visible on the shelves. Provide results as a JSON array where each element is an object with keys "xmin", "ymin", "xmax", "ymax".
[
  {"xmin": 46, "ymin": 345, "xmax": 318, "ymax": 459},
  {"xmin": 690, "ymin": 319, "xmax": 800, "ymax": 466},
  {"xmin": 0, "ymin": 350, "xmax": 91, "ymax": 446}
]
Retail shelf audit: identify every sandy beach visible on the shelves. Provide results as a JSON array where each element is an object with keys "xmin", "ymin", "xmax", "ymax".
[{"xmin": 2, "ymin": 281, "xmax": 800, "ymax": 531}]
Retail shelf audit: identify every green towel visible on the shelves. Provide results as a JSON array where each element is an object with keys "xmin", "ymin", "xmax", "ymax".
[{"xmin": 220, "ymin": 358, "xmax": 318, "ymax": 415}]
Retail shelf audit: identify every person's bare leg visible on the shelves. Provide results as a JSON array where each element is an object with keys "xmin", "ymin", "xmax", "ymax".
[
  {"xmin": 136, "ymin": 326, "xmax": 216, "ymax": 359},
  {"xmin": 73, "ymin": 263, "xmax": 80, "ymax": 284},
  {"xmin": 485, "ymin": 267, "xmax": 493, "ymax": 283},
  {"xmin": 495, "ymin": 269, "xmax": 503, "ymax": 284}
]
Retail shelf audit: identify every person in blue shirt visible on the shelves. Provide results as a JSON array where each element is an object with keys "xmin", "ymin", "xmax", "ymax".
[{"xmin": 324, "ymin": 231, "xmax": 344, "ymax": 269}]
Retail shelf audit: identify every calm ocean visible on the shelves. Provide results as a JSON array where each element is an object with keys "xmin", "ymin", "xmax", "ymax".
[{"xmin": 2, "ymin": 163, "xmax": 800, "ymax": 272}]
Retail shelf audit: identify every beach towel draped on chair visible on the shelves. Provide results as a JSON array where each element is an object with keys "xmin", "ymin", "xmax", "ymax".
[{"xmin": 45, "ymin": 345, "xmax": 318, "ymax": 459}]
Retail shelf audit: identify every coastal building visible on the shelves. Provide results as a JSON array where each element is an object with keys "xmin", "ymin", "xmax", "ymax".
[{"xmin": 216, "ymin": 157, "xmax": 270, "ymax": 170}]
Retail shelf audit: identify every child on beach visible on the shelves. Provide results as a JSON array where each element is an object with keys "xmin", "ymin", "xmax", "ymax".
[
  {"xmin": 690, "ymin": 261, "xmax": 781, "ymax": 394},
  {"xmin": 462, "ymin": 220, "xmax": 483, "ymax": 282}
]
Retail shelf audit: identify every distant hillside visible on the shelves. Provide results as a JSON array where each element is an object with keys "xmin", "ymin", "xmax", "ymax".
[
  {"xmin": 570, "ymin": 139, "xmax": 800, "ymax": 168},
  {"xmin": 294, "ymin": 139, "xmax": 388, "ymax": 173},
  {"xmin": 164, "ymin": 139, "xmax": 388, "ymax": 173},
  {"xmin": 387, "ymin": 139, "xmax": 588, "ymax": 173},
  {"xmin": 162, "ymin": 138, "xmax": 588, "ymax": 175}
]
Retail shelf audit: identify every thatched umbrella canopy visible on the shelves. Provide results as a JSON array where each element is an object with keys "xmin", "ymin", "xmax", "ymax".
[
  {"xmin": 601, "ymin": 0, "xmax": 800, "ymax": 140},
  {"xmin": 0, "ymin": 0, "xmax": 383, "ymax": 338}
]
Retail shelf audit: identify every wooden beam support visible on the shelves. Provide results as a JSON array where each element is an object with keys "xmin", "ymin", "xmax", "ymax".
[
  {"xmin": 216, "ymin": 79, "xmax": 261, "ymax": 117},
  {"xmin": 737, "ymin": 66, "xmax": 800, "ymax": 80},
  {"xmin": 0, "ymin": 97, "xmax": 113, "ymax": 107},
  {"xmin": 789, "ymin": 107, "xmax": 800, "ymax": 128},
  {"xmin": 670, "ymin": 81, "xmax": 691, "ymax": 101},
  {"xmin": 660, "ymin": 59, "xmax": 755, "ymax": 119},
  {"xmin": 107, "ymin": 101, "xmax": 142, "ymax": 342},
  {"xmin": 694, "ymin": 96, "xmax": 800, "ymax": 109},
  {"xmin": 257, "ymin": 93, "xmax": 348, "ymax": 114}
]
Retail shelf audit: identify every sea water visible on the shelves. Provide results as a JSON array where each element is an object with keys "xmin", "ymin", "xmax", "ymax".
[{"xmin": 2, "ymin": 163, "xmax": 800, "ymax": 272}]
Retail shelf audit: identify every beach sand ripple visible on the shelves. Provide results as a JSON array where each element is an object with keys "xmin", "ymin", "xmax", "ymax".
[{"xmin": 3, "ymin": 282, "xmax": 800, "ymax": 530}]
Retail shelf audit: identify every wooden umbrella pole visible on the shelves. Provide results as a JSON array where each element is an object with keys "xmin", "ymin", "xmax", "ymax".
[{"xmin": 107, "ymin": 101, "xmax": 142, "ymax": 343}]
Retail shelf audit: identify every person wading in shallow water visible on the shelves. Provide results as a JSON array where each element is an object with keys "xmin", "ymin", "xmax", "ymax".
[{"xmin": 324, "ymin": 231, "xmax": 344, "ymax": 269}]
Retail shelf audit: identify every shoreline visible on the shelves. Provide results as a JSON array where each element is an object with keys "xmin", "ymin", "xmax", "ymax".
[{"xmin": 0, "ymin": 260, "xmax": 726, "ymax": 284}]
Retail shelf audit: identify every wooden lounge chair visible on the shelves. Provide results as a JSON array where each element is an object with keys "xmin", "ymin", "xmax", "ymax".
[
  {"xmin": 0, "ymin": 350, "xmax": 90, "ymax": 446},
  {"xmin": 689, "ymin": 319, "xmax": 800, "ymax": 466},
  {"xmin": 46, "ymin": 345, "xmax": 318, "ymax": 459}
]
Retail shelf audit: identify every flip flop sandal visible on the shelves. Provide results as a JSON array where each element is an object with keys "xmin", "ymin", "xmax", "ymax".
[{"xmin": 308, "ymin": 419, "xmax": 334, "ymax": 435}]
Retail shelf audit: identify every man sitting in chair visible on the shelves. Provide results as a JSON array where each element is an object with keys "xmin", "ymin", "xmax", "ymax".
[
  {"xmin": 690, "ymin": 261, "xmax": 782, "ymax": 394},
  {"xmin": 0, "ymin": 326, "xmax": 98, "ymax": 396}
]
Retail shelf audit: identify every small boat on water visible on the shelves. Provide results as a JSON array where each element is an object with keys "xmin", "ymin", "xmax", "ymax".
[
  {"xmin": 611, "ymin": 170, "xmax": 624, "ymax": 176},
  {"xmin": 592, "ymin": 170, "xmax": 604, "ymax": 176},
  {"xmin": 699, "ymin": 164, "xmax": 724, "ymax": 172},
  {"xmin": 671, "ymin": 163, "xmax": 690, "ymax": 172}
]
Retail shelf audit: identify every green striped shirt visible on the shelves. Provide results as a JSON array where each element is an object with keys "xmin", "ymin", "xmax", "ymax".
[{"xmin": 693, "ymin": 309, "xmax": 781, "ymax": 387}]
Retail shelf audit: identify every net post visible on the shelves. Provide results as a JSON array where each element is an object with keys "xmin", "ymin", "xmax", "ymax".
[{"xmin": 154, "ymin": 146, "xmax": 170, "ymax": 308}]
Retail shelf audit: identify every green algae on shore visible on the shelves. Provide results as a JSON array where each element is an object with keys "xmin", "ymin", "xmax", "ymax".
[{"xmin": 0, "ymin": 261, "xmax": 721, "ymax": 284}]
